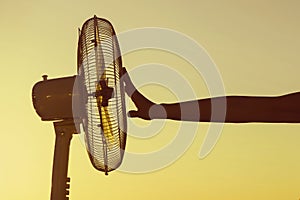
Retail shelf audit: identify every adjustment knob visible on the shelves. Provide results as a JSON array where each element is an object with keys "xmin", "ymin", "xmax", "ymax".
[{"xmin": 42, "ymin": 75, "xmax": 48, "ymax": 81}]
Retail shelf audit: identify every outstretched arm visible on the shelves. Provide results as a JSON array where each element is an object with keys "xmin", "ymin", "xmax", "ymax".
[
  {"xmin": 122, "ymin": 68, "xmax": 300, "ymax": 123},
  {"xmin": 155, "ymin": 94, "xmax": 300, "ymax": 123}
]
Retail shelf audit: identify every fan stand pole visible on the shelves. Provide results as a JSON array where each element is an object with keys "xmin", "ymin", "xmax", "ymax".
[{"xmin": 51, "ymin": 120, "xmax": 77, "ymax": 200}]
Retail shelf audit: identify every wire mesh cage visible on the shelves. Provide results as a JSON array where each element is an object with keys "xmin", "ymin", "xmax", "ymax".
[{"xmin": 77, "ymin": 16, "xmax": 127, "ymax": 174}]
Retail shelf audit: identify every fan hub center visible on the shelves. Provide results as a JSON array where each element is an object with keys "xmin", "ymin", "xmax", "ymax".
[{"xmin": 95, "ymin": 80, "xmax": 114, "ymax": 107}]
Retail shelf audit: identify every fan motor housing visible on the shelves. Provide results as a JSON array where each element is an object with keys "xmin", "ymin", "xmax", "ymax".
[{"xmin": 32, "ymin": 76, "xmax": 78, "ymax": 121}]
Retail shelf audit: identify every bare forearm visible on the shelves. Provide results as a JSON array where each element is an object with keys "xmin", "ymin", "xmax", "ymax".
[{"xmin": 156, "ymin": 93, "xmax": 300, "ymax": 123}]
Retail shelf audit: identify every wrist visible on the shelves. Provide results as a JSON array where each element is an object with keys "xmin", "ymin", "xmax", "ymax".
[{"xmin": 148, "ymin": 104, "xmax": 167, "ymax": 119}]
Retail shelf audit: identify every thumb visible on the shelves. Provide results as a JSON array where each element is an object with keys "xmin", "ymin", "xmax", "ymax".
[{"xmin": 128, "ymin": 110, "xmax": 140, "ymax": 118}]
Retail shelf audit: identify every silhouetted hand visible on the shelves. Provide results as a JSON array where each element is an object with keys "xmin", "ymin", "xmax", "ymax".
[{"xmin": 122, "ymin": 67, "xmax": 157, "ymax": 120}]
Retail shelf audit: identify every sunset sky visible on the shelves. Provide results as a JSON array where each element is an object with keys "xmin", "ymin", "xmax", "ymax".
[{"xmin": 1, "ymin": 0, "xmax": 300, "ymax": 199}]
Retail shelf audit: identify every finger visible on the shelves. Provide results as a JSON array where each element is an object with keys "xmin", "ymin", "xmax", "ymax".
[
  {"xmin": 128, "ymin": 110, "xmax": 140, "ymax": 118},
  {"xmin": 121, "ymin": 68, "xmax": 146, "ymax": 103},
  {"xmin": 121, "ymin": 67, "xmax": 127, "ymax": 76},
  {"xmin": 121, "ymin": 67, "xmax": 136, "ymax": 96},
  {"xmin": 121, "ymin": 67, "xmax": 154, "ymax": 113}
]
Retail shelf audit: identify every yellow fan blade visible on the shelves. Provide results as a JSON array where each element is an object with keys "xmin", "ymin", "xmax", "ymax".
[
  {"xmin": 95, "ymin": 82, "xmax": 115, "ymax": 149},
  {"xmin": 101, "ymin": 106, "xmax": 115, "ymax": 148}
]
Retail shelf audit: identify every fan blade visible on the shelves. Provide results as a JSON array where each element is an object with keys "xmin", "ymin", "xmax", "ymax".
[
  {"xmin": 93, "ymin": 16, "xmax": 106, "ymax": 82},
  {"xmin": 101, "ymin": 106, "xmax": 115, "ymax": 148},
  {"xmin": 95, "ymin": 82, "xmax": 115, "ymax": 149}
]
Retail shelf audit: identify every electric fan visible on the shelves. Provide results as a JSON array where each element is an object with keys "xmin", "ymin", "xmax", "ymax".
[{"xmin": 32, "ymin": 15, "xmax": 127, "ymax": 200}]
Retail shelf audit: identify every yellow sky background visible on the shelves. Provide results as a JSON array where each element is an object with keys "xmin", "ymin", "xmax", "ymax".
[{"xmin": 1, "ymin": 0, "xmax": 300, "ymax": 199}]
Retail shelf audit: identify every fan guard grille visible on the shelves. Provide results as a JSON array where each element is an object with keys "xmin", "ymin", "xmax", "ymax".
[{"xmin": 77, "ymin": 16, "xmax": 127, "ymax": 173}]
